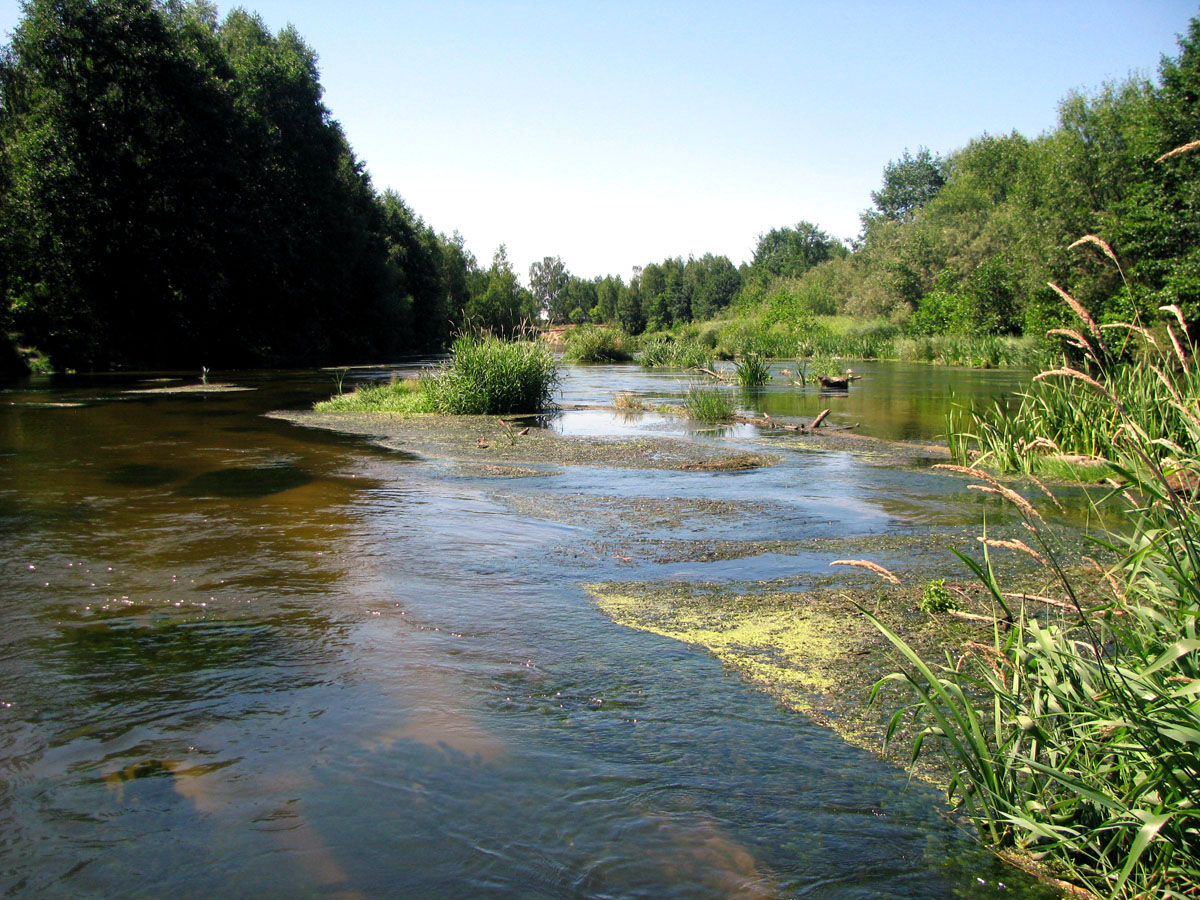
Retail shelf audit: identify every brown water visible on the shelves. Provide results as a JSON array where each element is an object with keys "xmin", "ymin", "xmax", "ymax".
[{"xmin": 0, "ymin": 365, "xmax": 1061, "ymax": 899}]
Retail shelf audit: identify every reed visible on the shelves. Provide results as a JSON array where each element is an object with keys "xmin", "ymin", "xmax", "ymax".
[
  {"xmin": 425, "ymin": 334, "xmax": 560, "ymax": 414},
  {"xmin": 637, "ymin": 334, "xmax": 713, "ymax": 370},
  {"xmin": 734, "ymin": 352, "xmax": 771, "ymax": 387},
  {"xmin": 863, "ymin": 245, "xmax": 1200, "ymax": 898},
  {"xmin": 563, "ymin": 325, "xmax": 636, "ymax": 362},
  {"xmin": 317, "ymin": 334, "xmax": 560, "ymax": 416},
  {"xmin": 683, "ymin": 387, "xmax": 735, "ymax": 422}
]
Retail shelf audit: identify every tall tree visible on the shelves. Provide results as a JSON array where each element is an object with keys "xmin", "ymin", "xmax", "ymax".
[
  {"xmin": 751, "ymin": 222, "xmax": 846, "ymax": 280},
  {"xmin": 528, "ymin": 255, "xmax": 570, "ymax": 323},
  {"xmin": 860, "ymin": 147, "xmax": 946, "ymax": 234}
]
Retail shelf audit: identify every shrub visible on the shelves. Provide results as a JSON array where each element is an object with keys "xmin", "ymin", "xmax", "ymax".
[
  {"xmin": 563, "ymin": 325, "xmax": 636, "ymax": 362},
  {"xmin": 684, "ymin": 387, "xmax": 735, "ymax": 422},
  {"xmin": 425, "ymin": 334, "xmax": 559, "ymax": 414}
]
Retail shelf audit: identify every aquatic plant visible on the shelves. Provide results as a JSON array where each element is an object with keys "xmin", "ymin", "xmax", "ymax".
[
  {"xmin": 734, "ymin": 352, "xmax": 771, "ymax": 387},
  {"xmin": 917, "ymin": 578, "xmax": 957, "ymax": 613},
  {"xmin": 563, "ymin": 325, "xmax": 636, "ymax": 362},
  {"xmin": 424, "ymin": 334, "xmax": 560, "ymax": 414},
  {"xmin": 863, "ymin": 236, "xmax": 1200, "ymax": 898},
  {"xmin": 637, "ymin": 334, "xmax": 713, "ymax": 370},
  {"xmin": 316, "ymin": 335, "xmax": 559, "ymax": 416},
  {"xmin": 684, "ymin": 387, "xmax": 735, "ymax": 422},
  {"xmin": 950, "ymin": 304, "xmax": 1198, "ymax": 475},
  {"xmin": 613, "ymin": 391, "xmax": 646, "ymax": 410}
]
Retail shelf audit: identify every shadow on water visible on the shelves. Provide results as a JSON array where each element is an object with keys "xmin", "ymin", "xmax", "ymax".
[
  {"xmin": 106, "ymin": 463, "xmax": 183, "ymax": 488},
  {"xmin": 176, "ymin": 464, "xmax": 313, "ymax": 498}
]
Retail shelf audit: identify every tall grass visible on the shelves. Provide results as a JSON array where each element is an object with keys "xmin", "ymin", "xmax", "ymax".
[
  {"xmin": 734, "ymin": 352, "xmax": 771, "ymax": 387},
  {"xmin": 316, "ymin": 334, "xmax": 559, "ymax": 416},
  {"xmin": 638, "ymin": 333, "xmax": 713, "ymax": 370},
  {"xmin": 425, "ymin": 334, "xmax": 560, "ymax": 414},
  {"xmin": 684, "ymin": 387, "xmax": 735, "ymax": 422},
  {"xmin": 861, "ymin": 256, "xmax": 1200, "ymax": 896},
  {"xmin": 563, "ymin": 325, "xmax": 636, "ymax": 362},
  {"xmin": 951, "ymin": 311, "xmax": 1199, "ymax": 475},
  {"xmin": 893, "ymin": 334, "xmax": 1048, "ymax": 368}
]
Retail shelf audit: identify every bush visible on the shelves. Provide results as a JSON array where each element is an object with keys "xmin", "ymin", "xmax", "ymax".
[
  {"xmin": 684, "ymin": 387, "xmax": 735, "ymax": 422},
  {"xmin": 563, "ymin": 325, "xmax": 635, "ymax": 362},
  {"xmin": 426, "ymin": 334, "xmax": 560, "ymax": 414}
]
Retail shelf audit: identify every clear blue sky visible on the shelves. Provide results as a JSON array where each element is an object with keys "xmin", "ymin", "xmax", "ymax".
[{"xmin": 1, "ymin": 1, "xmax": 1196, "ymax": 280}]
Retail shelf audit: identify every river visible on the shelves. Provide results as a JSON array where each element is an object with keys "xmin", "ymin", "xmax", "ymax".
[{"xmin": 0, "ymin": 362, "xmax": 1061, "ymax": 899}]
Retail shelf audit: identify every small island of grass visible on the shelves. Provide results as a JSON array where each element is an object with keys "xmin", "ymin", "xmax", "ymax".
[{"xmin": 317, "ymin": 333, "xmax": 559, "ymax": 416}]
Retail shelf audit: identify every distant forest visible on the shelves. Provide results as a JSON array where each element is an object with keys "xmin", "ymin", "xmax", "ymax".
[{"xmin": 1, "ymin": 0, "xmax": 1197, "ymax": 371}]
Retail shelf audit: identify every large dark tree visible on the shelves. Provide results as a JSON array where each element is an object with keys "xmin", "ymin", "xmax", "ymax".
[{"xmin": 0, "ymin": 0, "xmax": 448, "ymax": 370}]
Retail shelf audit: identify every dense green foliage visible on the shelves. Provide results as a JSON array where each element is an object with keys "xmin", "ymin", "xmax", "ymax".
[
  {"xmin": 683, "ymin": 387, "xmax": 734, "ymax": 422},
  {"xmin": 562, "ymin": 325, "xmax": 635, "ymax": 362},
  {"xmin": 581, "ymin": 18, "xmax": 1200, "ymax": 351},
  {"xmin": 316, "ymin": 334, "xmax": 559, "ymax": 416},
  {"xmin": 423, "ymin": 334, "xmax": 559, "ymax": 415},
  {"xmin": 0, "ymin": 0, "xmax": 452, "ymax": 368},
  {"xmin": 867, "ymin": 226, "xmax": 1200, "ymax": 895},
  {"xmin": 0, "ymin": 0, "xmax": 537, "ymax": 371},
  {"xmin": 868, "ymin": 328, "xmax": 1200, "ymax": 896},
  {"xmin": 4, "ymin": 2, "xmax": 1196, "ymax": 374}
]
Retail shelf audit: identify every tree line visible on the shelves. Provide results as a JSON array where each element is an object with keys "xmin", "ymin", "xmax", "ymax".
[
  {"xmin": 1, "ymin": 1, "xmax": 1197, "ymax": 371},
  {"xmin": 543, "ymin": 16, "xmax": 1199, "ymax": 344},
  {"xmin": 1, "ymin": 0, "xmax": 476, "ymax": 370}
]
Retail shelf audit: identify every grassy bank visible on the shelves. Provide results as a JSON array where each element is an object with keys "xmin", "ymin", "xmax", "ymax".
[
  {"xmin": 630, "ymin": 316, "xmax": 1048, "ymax": 371},
  {"xmin": 860, "ymin": 286, "xmax": 1200, "ymax": 896}
]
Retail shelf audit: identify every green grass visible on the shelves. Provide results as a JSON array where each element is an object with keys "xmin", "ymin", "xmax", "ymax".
[
  {"xmin": 949, "ymin": 318, "xmax": 1200, "ymax": 475},
  {"xmin": 863, "ymin": 295, "xmax": 1200, "ymax": 898},
  {"xmin": 637, "ymin": 334, "xmax": 713, "ymax": 370},
  {"xmin": 563, "ymin": 325, "xmax": 636, "ymax": 362},
  {"xmin": 734, "ymin": 352, "xmax": 771, "ymax": 387},
  {"xmin": 684, "ymin": 387, "xmax": 735, "ymax": 422},
  {"xmin": 679, "ymin": 314, "xmax": 1043, "ymax": 368},
  {"xmin": 315, "ymin": 378, "xmax": 435, "ymax": 413},
  {"xmin": 315, "ymin": 334, "xmax": 560, "ymax": 416},
  {"xmin": 425, "ymin": 334, "xmax": 559, "ymax": 414}
]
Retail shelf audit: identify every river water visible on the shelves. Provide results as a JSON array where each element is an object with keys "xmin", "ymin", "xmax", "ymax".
[{"xmin": 0, "ymin": 363, "xmax": 1061, "ymax": 899}]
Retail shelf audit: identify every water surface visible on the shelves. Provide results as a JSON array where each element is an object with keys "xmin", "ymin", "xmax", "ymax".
[{"xmin": 0, "ymin": 365, "xmax": 1058, "ymax": 898}]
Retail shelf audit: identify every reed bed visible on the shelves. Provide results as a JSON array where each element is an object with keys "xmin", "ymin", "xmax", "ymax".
[
  {"xmin": 861, "ymin": 268, "xmax": 1200, "ymax": 897},
  {"xmin": 563, "ymin": 325, "xmax": 636, "ymax": 362},
  {"xmin": 637, "ymin": 334, "xmax": 713, "ymax": 370},
  {"xmin": 951, "ymin": 310, "xmax": 1199, "ymax": 475},
  {"xmin": 683, "ymin": 387, "xmax": 736, "ymax": 422}
]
